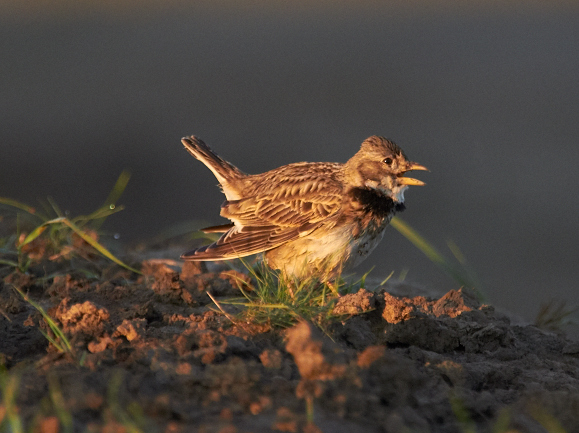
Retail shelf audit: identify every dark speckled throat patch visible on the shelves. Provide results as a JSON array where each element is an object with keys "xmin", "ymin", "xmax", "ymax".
[{"xmin": 349, "ymin": 187, "xmax": 406, "ymax": 219}]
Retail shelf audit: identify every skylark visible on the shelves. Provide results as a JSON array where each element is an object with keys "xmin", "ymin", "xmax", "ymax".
[{"xmin": 181, "ymin": 135, "xmax": 427, "ymax": 281}]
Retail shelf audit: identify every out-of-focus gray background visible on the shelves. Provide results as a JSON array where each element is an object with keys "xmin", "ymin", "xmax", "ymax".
[{"xmin": 1, "ymin": 1, "xmax": 578, "ymax": 329}]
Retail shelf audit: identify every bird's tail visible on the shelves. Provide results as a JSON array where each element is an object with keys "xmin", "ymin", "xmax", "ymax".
[{"xmin": 181, "ymin": 136, "xmax": 246, "ymax": 199}]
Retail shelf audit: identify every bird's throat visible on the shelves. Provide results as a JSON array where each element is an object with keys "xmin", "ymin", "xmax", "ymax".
[{"xmin": 349, "ymin": 187, "xmax": 406, "ymax": 219}]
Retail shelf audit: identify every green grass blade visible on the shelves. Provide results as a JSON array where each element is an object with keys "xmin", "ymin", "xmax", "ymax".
[
  {"xmin": 535, "ymin": 300, "xmax": 579, "ymax": 331},
  {"xmin": 0, "ymin": 368, "xmax": 24, "ymax": 433},
  {"xmin": 230, "ymin": 301, "xmax": 291, "ymax": 309},
  {"xmin": 81, "ymin": 204, "xmax": 126, "ymax": 223},
  {"xmin": 61, "ymin": 218, "xmax": 141, "ymax": 274},
  {"xmin": 0, "ymin": 197, "xmax": 38, "ymax": 217},
  {"xmin": 390, "ymin": 217, "xmax": 448, "ymax": 269},
  {"xmin": 102, "ymin": 170, "xmax": 131, "ymax": 210},
  {"xmin": 47, "ymin": 196, "xmax": 64, "ymax": 218},
  {"xmin": 492, "ymin": 407, "xmax": 512, "ymax": 433},
  {"xmin": 390, "ymin": 217, "xmax": 483, "ymax": 292},
  {"xmin": 107, "ymin": 370, "xmax": 145, "ymax": 433},
  {"xmin": 17, "ymin": 222, "xmax": 52, "ymax": 248},
  {"xmin": 378, "ymin": 270, "xmax": 395, "ymax": 287},
  {"xmin": 38, "ymin": 328, "xmax": 67, "ymax": 353},
  {"xmin": 12, "ymin": 285, "xmax": 73, "ymax": 353},
  {"xmin": 217, "ymin": 259, "xmax": 339, "ymax": 327},
  {"xmin": 447, "ymin": 239, "xmax": 466, "ymax": 264},
  {"xmin": 530, "ymin": 406, "xmax": 568, "ymax": 433},
  {"xmin": 449, "ymin": 393, "xmax": 476, "ymax": 433},
  {"xmin": 14, "ymin": 215, "xmax": 140, "ymax": 274},
  {"xmin": 0, "ymin": 259, "xmax": 20, "ymax": 268},
  {"xmin": 91, "ymin": 170, "xmax": 131, "ymax": 231},
  {"xmin": 48, "ymin": 374, "xmax": 74, "ymax": 433}
]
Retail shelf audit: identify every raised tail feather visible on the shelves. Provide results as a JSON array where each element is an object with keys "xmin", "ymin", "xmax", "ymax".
[
  {"xmin": 200, "ymin": 223, "xmax": 234, "ymax": 234},
  {"xmin": 181, "ymin": 136, "xmax": 245, "ymax": 200}
]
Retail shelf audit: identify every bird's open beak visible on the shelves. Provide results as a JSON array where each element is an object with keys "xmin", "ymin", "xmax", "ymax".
[
  {"xmin": 407, "ymin": 162, "xmax": 428, "ymax": 172},
  {"xmin": 398, "ymin": 162, "xmax": 428, "ymax": 186}
]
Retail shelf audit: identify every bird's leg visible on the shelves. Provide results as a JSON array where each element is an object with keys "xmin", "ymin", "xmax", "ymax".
[
  {"xmin": 287, "ymin": 283, "xmax": 295, "ymax": 299},
  {"xmin": 325, "ymin": 280, "xmax": 341, "ymax": 297},
  {"xmin": 279, "ymin": 272, "xmax": 296, "ymax": 299}
]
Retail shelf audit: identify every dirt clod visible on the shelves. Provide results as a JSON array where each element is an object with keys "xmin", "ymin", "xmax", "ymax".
[
  {"xmin": 55, "ymin": 298, "xmax": 110, "ymax": 338},
  {"xmin": 286, "ymin": 321, "xmax": 347, "ymax": 381},
  {"xmin": 332, "ymin": 288, "xmax": 376, "ymax": 315}
]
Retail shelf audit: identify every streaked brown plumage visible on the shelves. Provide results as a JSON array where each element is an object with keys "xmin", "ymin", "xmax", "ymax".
[{"xmin": 181, "ymin": 135, "xmax": 427, "ymax": 281}]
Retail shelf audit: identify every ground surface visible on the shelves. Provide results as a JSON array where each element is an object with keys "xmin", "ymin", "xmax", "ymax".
[{"xmin": 1, "ymin": 252, "xmax": 579, "ymax": 433}]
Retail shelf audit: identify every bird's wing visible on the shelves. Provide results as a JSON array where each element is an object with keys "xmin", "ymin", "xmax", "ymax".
[
  {"xmin": 222, "ymin": 162, "xmax": 344, "ymax": 227},
  {"xmin": 182, "ymin": 162, "xmax": 344, "ymax": 261},
  {"xmin": 181, "ymin": 224, "xmax": 309, "ymax": 260}
]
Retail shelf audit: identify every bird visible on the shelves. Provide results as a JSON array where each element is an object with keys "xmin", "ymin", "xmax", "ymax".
[{"xmin": 180, "ymin": 135, "xmax": 427, "ymax": 282}]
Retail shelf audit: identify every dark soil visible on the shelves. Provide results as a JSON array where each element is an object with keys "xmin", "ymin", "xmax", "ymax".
[{"xmin": 1, "ymin": 254, "xmax": 579, "ymax": 433}]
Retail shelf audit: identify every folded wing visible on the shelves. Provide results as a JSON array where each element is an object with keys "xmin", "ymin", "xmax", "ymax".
[{"xmin": 181, "ymin": 162, "xmax": 343, "ymax": 261}]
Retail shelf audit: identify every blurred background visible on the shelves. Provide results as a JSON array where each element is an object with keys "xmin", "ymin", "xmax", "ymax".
[{"xmin": 1, "ymin": 1, "xmax": 578, "ymax": 331}]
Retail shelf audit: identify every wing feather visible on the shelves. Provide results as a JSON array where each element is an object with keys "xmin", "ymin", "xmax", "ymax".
[{"xmin": 181, "ymin": 223, "xmax": 319, "ymax": 260}]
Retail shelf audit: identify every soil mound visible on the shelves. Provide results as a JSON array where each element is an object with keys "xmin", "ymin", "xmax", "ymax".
[{"xmin": 1, "ymin": 260, "xmax": 579, "ymax": 432}]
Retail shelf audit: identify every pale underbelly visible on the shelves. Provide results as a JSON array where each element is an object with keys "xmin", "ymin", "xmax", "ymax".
[{"xmin": 264, "ymin": 221, "xmax": 389, "ymax": 280}]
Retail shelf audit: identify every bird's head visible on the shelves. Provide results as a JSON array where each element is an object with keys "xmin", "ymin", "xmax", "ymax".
[{"xmin": 344, "ymin": 136, "xmax": 428, "ymax": 203}]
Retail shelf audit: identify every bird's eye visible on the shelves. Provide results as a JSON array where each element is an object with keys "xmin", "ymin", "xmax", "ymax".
[{"xmin": 384, "ymin": 157, "xmax": 393, "ymax": 166}]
